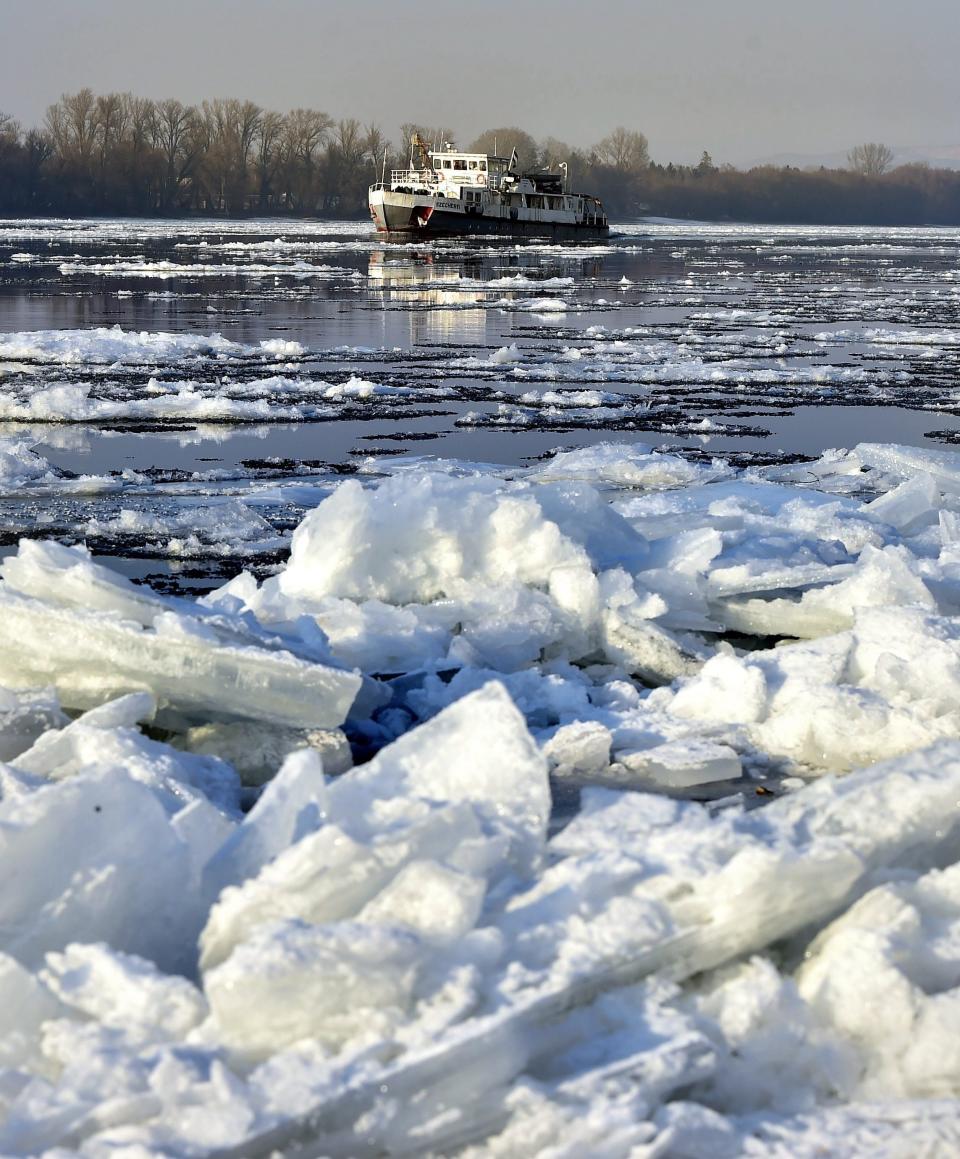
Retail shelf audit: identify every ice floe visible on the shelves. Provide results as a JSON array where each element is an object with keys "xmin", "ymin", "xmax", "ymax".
[{"xmin": 0, "ymin": 325, "xmax": 305, "ymax": 365}]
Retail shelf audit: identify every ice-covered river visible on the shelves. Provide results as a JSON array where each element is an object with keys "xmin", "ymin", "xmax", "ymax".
[
  {"xmin": 4, "ymin": 217, "xmax": 960, "ymax": 590},
  {"xmin": 2, "ymin": 218, "xmax": 960, "ymax": 1155}
]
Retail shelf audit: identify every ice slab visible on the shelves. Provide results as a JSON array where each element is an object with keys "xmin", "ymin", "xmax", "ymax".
[
  {"xmin": 42, "ymin": 943, "xmax": 208, "ymax": 1042},
  {"xmin": 856, "ymin": 442, "xmax": 960, "ymax": 495},
  {"xmin": 13, "ymin": 693, "xmax": 242, "ymax": 816},
  {"xmin": 0, "ymin": 767, "xmax": 198, "ymax": 972},
  {"xmin": 613, "ymin": 739, "xmax": 742, "ymax": 789},
  {"xmin": 712, "ymin": 545, "xmax": 935, "ymax": 640},
  {"xmin": 0, "ymin": 541, "xmax": 363, "ymax": 730},
  {"xmin": 199, "ymin": 682, "xmax": 548, "ymax": 972},
  {"xmin": 205, "ymin": 919, "xmax": 425, "ymax": 1060},
  {"xmin": 202, "ymin": 748, "xmax": 328, "ymax": 900},
  {"xmin": 178, "ymin": 721, "xmax": 351, "ymax": 787},
  {"xmin": 0, "ymin": 687, "xmax": 67, "ymax": 763},
  {"xmin": 0, "ymin": 440, "xmax": 61, "ymax": 491},
  {"xmin": 863, "ymin": 471, "xmax": 940, "ymax": 534}
]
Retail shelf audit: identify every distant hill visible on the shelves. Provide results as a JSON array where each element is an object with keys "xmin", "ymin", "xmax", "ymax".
[{"xmin": 747, "ymin": 145, "xmax": 960, "ymax": 172}]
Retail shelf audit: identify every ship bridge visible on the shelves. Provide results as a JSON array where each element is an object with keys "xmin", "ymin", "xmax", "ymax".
[{"xmin": 386, "ymin": 146, "xmax": 512, "ymax": 194}]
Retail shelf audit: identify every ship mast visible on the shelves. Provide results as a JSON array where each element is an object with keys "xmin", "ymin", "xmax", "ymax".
[{"xmin": 410, "ymin": 132, "xmax": 431, "ymax": 174}]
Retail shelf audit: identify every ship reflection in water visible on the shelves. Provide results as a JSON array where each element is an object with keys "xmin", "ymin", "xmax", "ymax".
[{"xmin": 367, "ymin": 249, "xmax": 604, "ymax": 345}]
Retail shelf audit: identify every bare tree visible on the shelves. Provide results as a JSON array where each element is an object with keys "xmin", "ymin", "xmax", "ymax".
[
  {"xmin": 152, "ymin": 99, "xmax": 197, "ymax": 210},
  {"xmin": 196, "ymin": 98, "xmax": 262, "ymax": 212},
  {"xmin": 255, "ymin": 110, "xmax": 285, "ymax": 209},
  {"xmin": 0, "ymin": 112, "xmax": 20, "ymax": 143},
  {"xmin": 592, "ymin": 127, "xmax": 649, "ymax": 172},
  {"xmin": 95, "ymin": 93, "xmax": 129, "ymax": 154},
  {"xmin": 334, "ymin": 117, "xmax": 363, "ymax": 162},
  {"xmin": 362, "ymin": 122, "xmax": 388, "ymax": 174},
  {"xmin": 125, "ymin": 95, "xmax": 155, "ymax": 149},
  {"xmin": 319, "ymin": 118, "xmax": 370, "ymax": 212},
  {"xmin": 539, "ymin": 136, "xmax": 572, "ymax": 168},
  {"xmin": 47, "ymin": 89, "xmax": 98, "ymax": 164},
  {"xmin": 93, "ymin": 93, "xmax": 129, "ymax": 199},
  {"xmin": 469, "ymin": 126, "xmax": 539, "ymax": 167},
  {"xmin": 848, "ymin": 142, "xmax": 895, "ymax": 177},
  {"xmin": 278, "ymin": 108, "xmax": 332, "ymax": 211}
]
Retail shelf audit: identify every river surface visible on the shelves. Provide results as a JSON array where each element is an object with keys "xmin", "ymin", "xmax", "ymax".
[{"xmin": 2, "ymin": 216, "xmax": 960, "ymax": 590}]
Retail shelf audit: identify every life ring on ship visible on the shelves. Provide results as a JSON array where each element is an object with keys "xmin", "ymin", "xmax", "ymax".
[{"xmin": 477, "ymin": 173, "xmax": 486, "ymax": 185}]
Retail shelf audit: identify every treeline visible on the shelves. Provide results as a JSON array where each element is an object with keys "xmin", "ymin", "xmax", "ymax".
[
  {"xmin": 0, "ymin": 93, "xmax": 379, "ymax": 216},
  {"xmin": 632, "ymin": 158, "xmax": 960, "ymax": 226},
  {"xmin": 2, "ymin": 90, "xmax": 960, "ymax": 224}
]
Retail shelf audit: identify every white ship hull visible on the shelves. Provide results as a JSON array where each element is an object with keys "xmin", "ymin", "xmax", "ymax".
[{"xmin": 369, "ymin": 187, "xmax": 608, "ymax": 239}]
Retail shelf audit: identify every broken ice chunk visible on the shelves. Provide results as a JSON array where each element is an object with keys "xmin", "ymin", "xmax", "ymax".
[
  {"xmin": 849, "ymin": 605, "xmax": 960, "ymax": 717},
  {"xmin": 0, "ymin": 586, "xmax": 362, "ymax": 730},
  {"xmin": 0, "ymin": 768, "xmax": 198, "ymax": 972},
  {"xmin": 529, "ymin": 442, "xmax": 719, "ymax": 490},
  {"xmin": 198, "ymin": 808, "xmax": 484, "ymax": 973},
  {"xmin": 670, "ymin": 653, "xmax": 769, "ymax": 725},
  {"xmin": 329, "ymin": 682, "xmax": 550, "ymax": 867},
  {"xmin": 613, "ymin": 740, "xmax": 742, "ymax": 790},
  {"xmin": 602, "ymin": 607, "xmax": 707, "ymax": 684},
  {"xmin": 42, "ymin": 943, "xmax": 208, "ymax": 1042},
  {"xmin": 199, "ymin": 683, "xmax": 547, "ymax": 971},
  {"xmin": 543, "ymin": 721, "xmax": 613, "ymax": 780},
  {"xmin": 2, "ymin": 537, "xmax": 172, "ymax": 625},
  {"xmin": 205, "ymin": 919, "xmax": 423, "ymax": 1061},
  {"xmin": 689, "ymin": 956, "xmax": 854, "ymax": 1114},
  {"xmin": 12, "ymin": 694, "xmax": 241, "ymax": 816},
  {"xmin": 707, "ymin": 560, "xmax": 856, "ymax": 600},
  {"xmin": 178, "ymin": 720, "xmax": 352, "ymax": 786},
  {"xmin": 273, "ymin": 473, "xmax": 593, "ymax": 607},
  {"xmin": 863, "ymin": 471, "xmax": 940, "ymax": 535},
  {"xmin": 712, "ymin": 544, "xmax": 934, "ymax": 639},
  {"xmin": 855, "ymin": 442, "xmax": 960, "ymax": 496},
  {"xmin": 0, "ymin": 686, "xmax": 67, "ymax": 763},
  {"xmin": 0, "ymin": 952, "xmax": 66, "ymax": 1072},
  {"xmin": 357, "ymin": 859, "xmax": 486, "ymax": 946},
  {"xmin": 202, "ymin": 748, "xmax": 328, "ymax": 899},
  {"xmin": 797, "ymin": 861, "xmax": 960, "ymax": 1100}
]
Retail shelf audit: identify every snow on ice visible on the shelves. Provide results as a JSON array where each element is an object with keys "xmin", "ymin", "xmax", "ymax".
[
  {"xmin": 0, "ymin": 325, "xmax": 306, "ymax": 365},
  {"xmin": 1, "ymin": 433, "xmax": 960, "ymax": 1153}
]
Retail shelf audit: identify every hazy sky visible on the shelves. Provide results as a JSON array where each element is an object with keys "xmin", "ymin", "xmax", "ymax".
[{"xmin": 2, "ymin": 0, "xmax": 959, "ymax": 164}]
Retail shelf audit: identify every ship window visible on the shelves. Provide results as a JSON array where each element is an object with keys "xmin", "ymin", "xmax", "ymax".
[
  {"xmin": 443, "ymin": 159, "xmax": 451, "ymax": 169},
  {"xmin": 479, "ymin": 160, "xmax": 487, "ymax": 171},
  {"xmin": 454, "ymin": 159, "xmax": 467, "ymax": 170},
  {"xmin": 434, "ymin": 158, "xmax": 442, "ymax": 168},
  {"xmin": 468, "ymin": 161, "xmax": 477, "ymax": 170}
]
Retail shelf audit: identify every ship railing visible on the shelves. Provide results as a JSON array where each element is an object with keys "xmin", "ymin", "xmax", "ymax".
[
  {"xmin": 386, "ymin": 168, "xmax": 503, "ymax": 192},
  {"xmin": 390, "ymin": 169, "xmax": 435, "ymax": 185}
]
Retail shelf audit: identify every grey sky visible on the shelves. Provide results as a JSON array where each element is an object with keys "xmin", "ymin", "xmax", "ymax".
[{"xmin": 2, "ymin": 0, "xmax": 958, "ymax": 165}]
